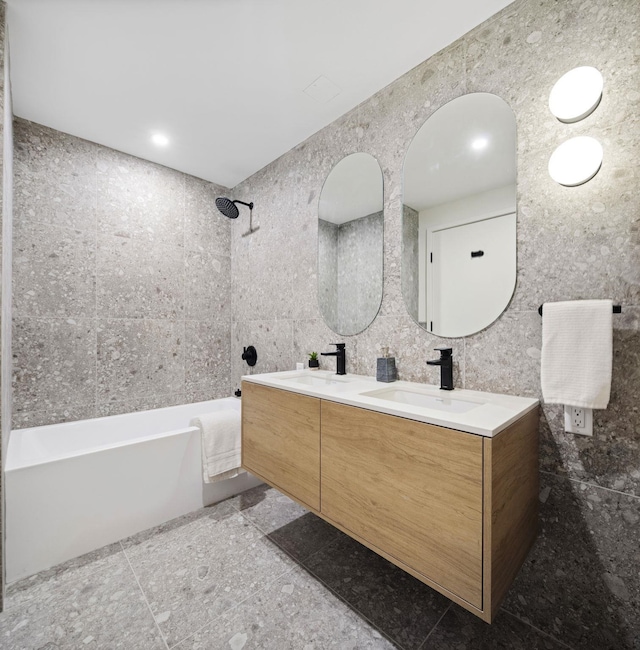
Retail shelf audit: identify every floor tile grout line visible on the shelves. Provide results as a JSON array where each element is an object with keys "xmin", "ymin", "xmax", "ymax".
[
  {"xmin": 227, "ymin": 502, "xmax": 406, "ymax": 647},
  {"xmin": 119, "ymin": 541, "xmax": 171, "ymax": 650},
  {"xmin": 158, "ymin": 494, "xmax": 304, "ymax": 647},
  {"xmin": 112, "ymin": 500, "xmax": 300, "ymax": 649},
  {"xmin": 3, "ymin": 547, "xmax": 126, "ymax": 613},
  {"xmin": 168, "ymin": 564, "xmax": 299, "ymax": 649},
  {"xmin": 122, "ymin": 504, "xmax": 263, "ymax": 562},
  {"xmin": 235, "ymin": 509, "xmax": 320, "ymax": 564},
  {"xmin": 232, "ymin": 501, "xmax": 345, "ymax": 567},
  {"xmin": 416, "ymin": 602, "xmax": 451, "ymax": 650},
  {"xmin": 33, "ymin": 493, "xmax": 420, "ymax": 650},
  {"xmin": 296, "ymin": 533, "xmax": 345, "ymax": 565},
  {"xmin": 298, "ymin": 560, "xmax": 410, "ymax": 650},
  {"xmin": 232, "ymin": 496, "xmax": 420, "ymax": 648},
  {"xmin": 227, "ymin": 496, "xmax": 242, "ymax": 513},
  {"xmin": 502, "ymin": 608, "xmax": 576, "ymax": 650},
  {"xmin": 539, "ymin": 469, "xmax": 640, "ymax": 501}
]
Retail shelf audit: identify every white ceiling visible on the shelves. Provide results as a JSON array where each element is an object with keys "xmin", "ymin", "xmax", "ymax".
[
  {"xmin": 404, "ymin": 93, "xmax": 516, "ymax": 211},
  {"xmin": 319, "ymin": 153, "xmax": 383, "ymax": 225},
  {"xmin": 7, "ymin": 0, "xmax": 514, "ymax": 189}
]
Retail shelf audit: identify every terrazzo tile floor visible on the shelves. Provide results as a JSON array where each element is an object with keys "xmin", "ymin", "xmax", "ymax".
[{"xmin": 0, "ymin": 484, "xmax": 569, "ymax": 650}]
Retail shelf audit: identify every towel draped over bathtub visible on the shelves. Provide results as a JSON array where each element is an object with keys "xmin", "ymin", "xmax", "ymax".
[{"xmin": 190, "ymin": 410, "xmax": 244, "ymax": 483}]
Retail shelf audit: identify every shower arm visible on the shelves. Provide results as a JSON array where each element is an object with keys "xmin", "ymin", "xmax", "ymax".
[
  {"xmin": 240, "ymin": 203, "xmax": 260, "ymax": 237},
  {"xmin": 249, "ymin": 204, "xmax": 255, "ymax": 232},
  {"xmin": 234, "ymin": 200, "xmax": 258, "ymax": 234}
]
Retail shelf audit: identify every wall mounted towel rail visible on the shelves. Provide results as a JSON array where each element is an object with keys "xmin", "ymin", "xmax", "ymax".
[{"xmin": 538, "ymin": 304, "xmax": 622, "ymax": 316}]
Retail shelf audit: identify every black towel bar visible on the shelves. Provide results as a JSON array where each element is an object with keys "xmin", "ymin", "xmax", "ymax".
[{"xmin": 538, "ymin": 304, "xmax": 622, "ymax": 316}]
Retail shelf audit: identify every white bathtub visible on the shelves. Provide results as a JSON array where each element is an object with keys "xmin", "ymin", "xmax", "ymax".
[{"xmin": 5, "ymin": 398, "xmax": 261, "ymax": 583}]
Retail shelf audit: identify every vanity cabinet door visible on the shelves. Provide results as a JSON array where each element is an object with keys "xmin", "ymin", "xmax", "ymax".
[
  {"xmin": 321, "ymin": 401, "xmax": 484, "ymax": 608},
  {"xmin": 242, "ymin": 382, "xmax": 320, "ymax": 511}
]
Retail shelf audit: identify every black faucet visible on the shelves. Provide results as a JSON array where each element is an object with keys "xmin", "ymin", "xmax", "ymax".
[
  {"xmin": 426, "ymin": 346, "xmax": 454, "ymax": 390},
  {"xmin": 321, "ymin": 343, "xmax": 346, "ymax": 375}
]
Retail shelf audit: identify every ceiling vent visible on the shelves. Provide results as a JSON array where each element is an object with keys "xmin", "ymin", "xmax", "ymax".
[{"xmin": 303, "ymin": 75, "xmax": 341, "ymax": 103}]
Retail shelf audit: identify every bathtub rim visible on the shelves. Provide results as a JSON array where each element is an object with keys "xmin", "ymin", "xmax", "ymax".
[
  {"xmin": 6, "ymin": 425, "xmax": 200, "ymax": 472},
  {"xmin": 7, "ymin": 397, "xmax": 241, "ymax": 472}
]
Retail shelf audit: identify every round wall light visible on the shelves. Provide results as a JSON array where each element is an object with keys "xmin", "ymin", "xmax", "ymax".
[
  {"xmin": 548, "ymin": 136, "xmax": 603, "ymax": 186},
  {"xmin": 549, "ymin": 66, "xmax": 603, "ymax": 123}
]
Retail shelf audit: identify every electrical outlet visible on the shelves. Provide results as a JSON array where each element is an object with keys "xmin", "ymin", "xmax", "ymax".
[
  {"xmin": 564, "ymin": 405, "xmax": 593, "ymax": 436},
  {"xmin": 572, "ymin": 407, "xmax": 584, "ymax": 428}
]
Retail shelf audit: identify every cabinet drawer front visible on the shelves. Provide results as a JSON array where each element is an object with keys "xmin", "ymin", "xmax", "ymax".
[
  {"xmin": 242, "ymin": 382, "xmax": 320, "ymax": 511},
  {"xmin": 321, "ymin": 401, "xmax": 483, "ymax": 608}
]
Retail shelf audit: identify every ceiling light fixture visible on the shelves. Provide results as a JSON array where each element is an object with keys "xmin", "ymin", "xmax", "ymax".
[
  {"xmin": 548, "ymin": 136, "xmax": 603, "ymax": 186},
  {"xmin": 151, "ymin": 133, "xmax": 169, "ymax": 146},
  {"xmin": 549, "ymin": 66, "xmax": 603, "ymax": 123},
  {"xmin": 471, "ymin": 137, "xmax": 489, "ymax": 151}
]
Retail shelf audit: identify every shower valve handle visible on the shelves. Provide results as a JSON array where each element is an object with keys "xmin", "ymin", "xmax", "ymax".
[{"xmin": 241, "ymin": 345, "xmax": 257, "ymax": 367}]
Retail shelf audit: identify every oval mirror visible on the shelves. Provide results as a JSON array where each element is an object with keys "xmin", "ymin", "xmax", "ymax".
[
  {"xmin": 402, "ymin": 93, "xmax": 516, "ymax": 338},
  {"xmin": 318, "ymin": 153, "xmax": 384, "ymax": 335}
]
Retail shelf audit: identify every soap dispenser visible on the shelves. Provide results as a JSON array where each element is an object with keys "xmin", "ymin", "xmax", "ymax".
[{"xmin": 376, "ymin": 347, "xmax": 397, "ymax": 383}]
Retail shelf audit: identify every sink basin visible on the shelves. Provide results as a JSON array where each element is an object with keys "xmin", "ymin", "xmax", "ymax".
[
  {"xmin": 243, "ymin": 369, "xmax": 540, "ymax": 437},
  {"xmin": 361, "ymin": 387, "xmax": 480, "ymax": 414},
  {"xmin": 273, "ymin": 373, "xmax": 357, "ymax": 388},
  {"xmin": 286, "ymin": 375, "xmax": 346, "ymax": 387}
]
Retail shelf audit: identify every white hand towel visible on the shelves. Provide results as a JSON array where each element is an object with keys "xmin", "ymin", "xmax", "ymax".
[
  {"xmin": 541, "ymin": 299, "xmax": 613, "ymax": 409},
  {"xmin": 190, "ymin": 410, "xmax": 244, "ymax": 484}
]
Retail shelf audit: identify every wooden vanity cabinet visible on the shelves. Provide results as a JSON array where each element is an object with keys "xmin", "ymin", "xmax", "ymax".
[
  {"xmin": 241, "ymin": 381, "xmax": 538, "ymax": 623},
  {"xmin": 482, "ymin": 408, "xmax": 539, "ymax": 621},
  {"xmin": 321, "ymin": 401, "xmax": 484, "ymax": 608},
  {"xmin": 241, "ymin": 382, "xmax": 320, "ymax": 511}
]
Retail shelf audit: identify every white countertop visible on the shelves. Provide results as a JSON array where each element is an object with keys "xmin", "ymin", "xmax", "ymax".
[{"xmin": 241, "ymin": 370, "xmax": 539, "ymax": 437}]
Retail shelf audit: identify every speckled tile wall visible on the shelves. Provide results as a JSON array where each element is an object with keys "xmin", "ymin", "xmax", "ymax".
[
  {"xmin": 7, "ymin": 0, "xmax": 640, "ymax": 643},
  {"xmin": 401, "ymin": 204, "xmax": 419, "ymax": 322},
  {"xmin": 231, "ymin": 0, "xmax": 640, "ymax": 646},
  {"xmin": 0, "ymin": 0, "xmax": 8, "ymax": 613},
  {"xmin": 317, "ymin": 218, "xmax": 338, "ymax": 330},
  {"xmin": 12, "ymin": 119, "xmax": 233, "ymax": 427},
  {"xmin": 336, "ymin": 211, "xmax": 384, "ymax": 335},
  {"xmin": 318, "ymin": 212, "xmax": 384, "ymax": 335}
]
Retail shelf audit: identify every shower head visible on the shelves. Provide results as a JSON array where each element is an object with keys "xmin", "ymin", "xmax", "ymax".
[
  {"xmin": 215, "ymin": 197, "xmax": 254, "ymax": 220},
  {"xmin": 215, "ymin": 197, "xmax": 239, "ymax": 219}
]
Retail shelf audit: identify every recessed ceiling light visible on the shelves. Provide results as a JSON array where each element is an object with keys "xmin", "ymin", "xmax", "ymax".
[
  {"xmin": 151, "ymin": 133, "xmax": 169, "ymax": 146},
  {"xmin": 471, "ymin": 137, "xmax": 488, "ymax": 150}
]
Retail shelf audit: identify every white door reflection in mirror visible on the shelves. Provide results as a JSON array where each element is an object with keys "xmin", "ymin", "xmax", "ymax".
[
  {"xmin": 402, "ymin": 93, "xmax": 517, "ymax": 338},
  {"xmin": 431, "ymin": 213, "xmax": 515, "ymax": 337}
]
